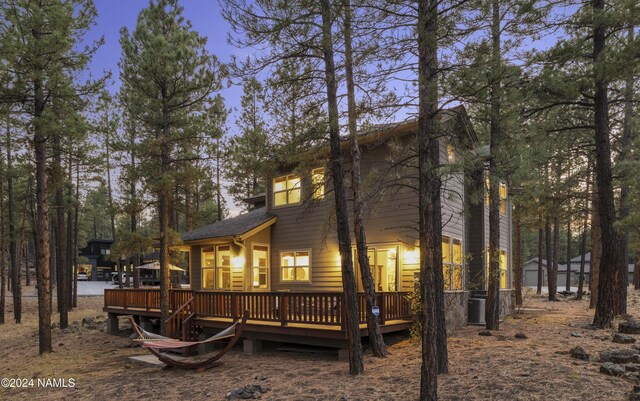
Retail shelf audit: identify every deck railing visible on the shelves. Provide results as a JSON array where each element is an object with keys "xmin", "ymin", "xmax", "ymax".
[{"xmin": 104, "ymin": 289, "xmax": 412, "ymax": 328}]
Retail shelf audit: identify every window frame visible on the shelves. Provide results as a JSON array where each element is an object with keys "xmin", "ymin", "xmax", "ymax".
[
  {"xmin": 311, "ymin": 167, "xmax": 326, "ymax": 200},
  {"xmin": 499, "ymin": 183, "xmax": 508, "ymax": 215},
  {"xmin": 442, "ymin": 236, "xmax": 464, "ymax": 291},
  {"xmin": 279, "ymin": 249, "xmax": 312, "ymax": 284},
  {"xmin": 251, "ymin": 243, "xmax": 271, "ymax": 291},
  {"xmin": 201, "ymin": 246, "xmax": 216, "ymax": 290},
  {"xmin": 216, "ymin": 245, "xmax": 232, "ymax": 290},
  {"xmin": 273, "ymin": 174, "xmax": 302, "ymax": 208}
]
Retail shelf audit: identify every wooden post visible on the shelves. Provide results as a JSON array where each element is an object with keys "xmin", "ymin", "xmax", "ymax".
[
  {"xmin": 378, "ymin": 293, "xmax": 386, "ymax": 325},
  {"xmin": 280, "ymin": 294, "xmax": 289, "ymax": 326},
  {"xmin": 231, "ymin": 293, "xmax": 239, "ymax": 322},
  {"xmin": 340, "ymin": 294, "xmax": 347, "ymax": 330}
]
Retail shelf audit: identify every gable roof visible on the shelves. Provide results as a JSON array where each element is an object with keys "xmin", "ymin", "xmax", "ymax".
[{"xmin": 182, "ymin": 207, "xmax": 276, "ymax": 242}]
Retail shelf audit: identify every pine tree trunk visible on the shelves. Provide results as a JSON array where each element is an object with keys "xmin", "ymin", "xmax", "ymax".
[
  {"xmin": 485, "ymin": 0, "xmax": 502, "ymax": 331},
  {"xmin": 545, "ymin": 215, "xmax": 556, "ymax": 301},
  {"xmin": 73, "ymin": 161, "xmax": 80, "ymax": 307},
  {"xmin": 551, "ymin": 215, "xmax": 559, "ymax": 299},
  {"xmin": 537, "ymin": 222, "xmax": 543, "ymax": 295},
  {"xmin": 320, "ymin": 0, "xmax": 364, "ymax": 376},
  {"xmin": 592, "ymin": 0, "xmax": 618, "ymax": 328},
  {"xmin": 7, "ymin": 118, "xmax": 21, "ymax": 323},
  {"xmin": 343, "ymin": 0, "xmax": 387, "ymax": 359},
  {"xmin": 105, "ymin": 130, "xmax": 116, "ymax": 241},
  {"xmin": 417, "ymin": 0, "xmax": 441, "ymax": 396},
  {"xmin": 216, "ymin": 138, "xmax": 222, "ymax": 221},
  {"xmin": 514, "ymin": 209, "xmax": 522, "ymax": 306},
  {"xmin": 590, "ymin": 186, "xmax": 601, "ymax": 309},
  {"xmin": 159, "ymin": 99, "xmax": 172, "ymax": 336},
  {"xmin": 53, "ymin": 131, "xmax": 68, "ymax": 329},
  {"xmin": 566, "ymin": 220, "xmax": 571, "ymax": 292},
  {"xmin": 66, "ymin": 147, "xmax": 74, "ymax": 308},
  {"xmin": 615, "ymin": 20, "xmax": 634, "ymax": 314},
  {"xmin": 635, "ymin": 250, "xmax": 640, "ymax": 290},
  {"xmin": 34, "ymin": 72, "xmax": 52, "ymax": 354},
  {"xmin": 0, "ymin": 157, "xmax": 5, "ymax": 325}
]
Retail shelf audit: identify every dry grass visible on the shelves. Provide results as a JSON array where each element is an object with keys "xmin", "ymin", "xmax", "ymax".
[{"xmin": 0, "ymin": 289, "xmax": 637, "ymax": 400}]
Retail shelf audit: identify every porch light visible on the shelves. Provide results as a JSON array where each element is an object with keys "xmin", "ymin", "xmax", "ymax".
[
  {"xmin": 404, "ymin": 248, "xmax": 419, "ymax": 265},
  {"xmin": 231, "ymin": 256, "xmax": 245, "ymax": 269}
]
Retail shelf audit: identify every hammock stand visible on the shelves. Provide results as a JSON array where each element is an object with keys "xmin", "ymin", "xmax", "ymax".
[{"xmin": 129, "ymin": 310, "xmax": 249, "ymax": 372}]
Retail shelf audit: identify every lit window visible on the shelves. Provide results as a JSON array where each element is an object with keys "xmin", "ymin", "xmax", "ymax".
[
  {"xmin": 202, "ymin": 246, "xmax": 216, "ymax": 289},
  {"xmin": 281, "ymin": 250, "xmax": 310, "ymax": 283},
  {"xmin": 447, "ymin": 143, "xmax": 455, "ymax": 163},
  {"xmin": 273, "ymin": 175, "xmax": 301, "ymax": 206},
  {"xmin": 500, "ymin": 250, "xmax": 508, "ymax": 289},
  {"xmin": 216, "ymin": 245, "xmax": 232, "ymax": 290},
  {"xmin": 252, "ymin": 245, "xmax": 269, "ymax": 289},
  {"xmin": 312, "ymin": 168, "xmax": 325, "ymax": 200},
  {"xmin": 442, "ymin": 237, "xmax": 464, "ymax": 291},
  {"xmin": 500, "ymin": 183, "xmax": 507, "ymax": 215}
]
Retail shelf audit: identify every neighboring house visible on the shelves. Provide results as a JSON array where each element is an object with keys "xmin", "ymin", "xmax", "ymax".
[
  {"xmin": 103, "ymin": 106, "xmax": 514, "ymax": 351},
  {"xmin": 523, "ymin": 253, "xmax": 635, "ymax": 288},
  {"xmin": 79, "ymin": 239, "xmax": 116, "ymax": 281}
]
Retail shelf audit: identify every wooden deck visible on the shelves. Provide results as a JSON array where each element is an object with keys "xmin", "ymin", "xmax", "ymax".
[{"xmin": 103, "ymin": 289, "xmax": 412, "ymax": 343}]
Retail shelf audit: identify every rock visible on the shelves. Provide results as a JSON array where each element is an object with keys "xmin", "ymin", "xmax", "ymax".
[
  {"xmin": 226, "ymin": 385, "xmax": 269, "ymax": 400},
  {"xmin": 51, "ymin": 322, "xmax": 58, "ymax": 329},
  {"xmin": 570, "ymin": 345, "xmax": 590, "ymax": 361},
  {"xmin": 571, "ymin": 332, "xmax": 582, "ymax": 338},
  {"xmin": 630, "ymin": 393, "xmax": 640, "ymax": 401},
  {"xmin": 478, "ymin": 330, "xmax": 492, "ymax": 336},
  {"xmin": 626, "ymin": 365, "xmax": 640, "ymax": 373},
  {"xmin": 514, "ymin": 332, "xmax": 528, "ymax": 339},
  {"xmin": 600, "ymin": 362, "xmax": 626, "ymax": 377},
  {"xmin": 254, "ymin": 375, "xmax": 267, "ymax": 381},
  {"xmin": 615, "ymin": 334, "xmax": 637, "ymax": 344},
  {"xmin": 600, "ymin": 349, "xmax": 640, "ymax": 364},
  {"xmin": 634, "ymin": 385, "xmax": 640, "ymax": 393},
  {"xmin": 82, "ymin": 317, "xmax": 95, "ymax": 327},
  {"xmin": 620, "ymin": 321, "xmax": 640, "ymax": 335}
]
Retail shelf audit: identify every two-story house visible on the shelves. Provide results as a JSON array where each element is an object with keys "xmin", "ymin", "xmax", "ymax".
[{"xmin": 103, "ymin": 106, "xmax": 513, "ymax": 351}]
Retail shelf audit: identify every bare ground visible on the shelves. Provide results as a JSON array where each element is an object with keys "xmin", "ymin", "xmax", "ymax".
[{"xmin": 0, "ymin": 290, "xmax": 637, "ymax": 401}]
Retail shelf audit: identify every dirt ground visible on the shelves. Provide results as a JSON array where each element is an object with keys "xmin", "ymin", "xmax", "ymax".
[{"xmin": 0, "ymin": 290, "xmax": 638, "ymax": 401}]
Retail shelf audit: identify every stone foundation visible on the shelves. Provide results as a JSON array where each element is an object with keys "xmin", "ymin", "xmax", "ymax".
[
  {"xmin": 444, "ymin": 291, "xmax": 470, "ymax": 333},
  {"xmin": 499, "ymin": 290, "xmax": 514, "ymax": 318}
]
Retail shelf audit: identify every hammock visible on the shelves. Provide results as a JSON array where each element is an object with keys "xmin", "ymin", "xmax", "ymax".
[
  {"xmin": 128, "ymin": 310, "xmax": 249, "ymax": 372},
  {"xmin": 131, "ymin": 318, "xmax": 238, "ymax": 349}
]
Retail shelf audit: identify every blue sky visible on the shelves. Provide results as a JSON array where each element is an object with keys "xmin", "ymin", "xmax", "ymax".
[{"xmin": 88, "ymin": 0, "xmax": 243, "ymax": 121}]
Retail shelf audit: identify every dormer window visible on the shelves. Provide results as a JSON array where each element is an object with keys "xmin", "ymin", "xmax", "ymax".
[
  {"xmin": 273, "ymin": 175, "xmax": 301, "ymax": 207},
  {"xmin": 312, "ymin": 168, "xmax": 325, "ymax": 200}
]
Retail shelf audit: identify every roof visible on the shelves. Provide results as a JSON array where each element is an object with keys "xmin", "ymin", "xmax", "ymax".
[
  {"xmin": 182, "ymin": 207, "xmax": 275, "ymax": 242},
  {"xmin": 344, "ymin": 105, "xmax": 477, "ymax": 147}
]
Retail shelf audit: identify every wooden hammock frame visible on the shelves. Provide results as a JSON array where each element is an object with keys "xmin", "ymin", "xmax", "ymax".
[{"xmin": 129, "ymin": 311, "xmax": 249, "ymax": 372}]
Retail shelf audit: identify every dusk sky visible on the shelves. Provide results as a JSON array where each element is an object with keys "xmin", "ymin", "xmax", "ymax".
[{"xmin": 87, "ymin": 0, "xmax": 244, "ymax": 122}]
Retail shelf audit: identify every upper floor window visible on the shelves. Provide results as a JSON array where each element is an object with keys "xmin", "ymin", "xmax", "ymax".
[
  {"xmin": 273, "ymin": 175, "xmax": 301, "ymax": 207},
  {"xmin": 485, "ymin": 178, "xmax": 508, "ymax": 215},
  {"xmin": 447, "ymin": 143, "xmax": 455, "ymax": 163},
  {"xmin": 312, "ymin": 168, "xmax": 325, "ymax": 200}
]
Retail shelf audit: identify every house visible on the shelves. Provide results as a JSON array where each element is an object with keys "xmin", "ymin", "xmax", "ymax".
[
  {"xmin": 79, "ymin": 239, "xmax": 116, "ymax": 281},
  {"xmin": 523, "ymin": 253, "xmax": 635, "ymax": 288},
  {"xmin": 103, "ymin": 106, "xmax": 514, "ymax": 352}
]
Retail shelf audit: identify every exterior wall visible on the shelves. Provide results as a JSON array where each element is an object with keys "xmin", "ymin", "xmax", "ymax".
[
  {"xmin": 267, "ymin": 134, "xmax": 468, "ymax": 293},
  {"xmin": 190, "ymin": 245, "xmax": 202, "ymax": 291}
]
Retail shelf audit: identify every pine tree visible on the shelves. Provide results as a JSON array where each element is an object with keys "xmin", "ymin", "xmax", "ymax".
[
  {"xmin": 119, "ymin": 0, "xmax": 224, "ymax": 332},
  {"xmin": 224, "ymin": 78, "xmax": 271, "ymax": 209}
]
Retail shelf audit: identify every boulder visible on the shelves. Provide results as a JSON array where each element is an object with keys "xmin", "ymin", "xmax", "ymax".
[
  {"xmin": 614, "ymin": 334, "xmax": 637, "ymax": 344},
  {"xmin": 514, "ymin": 332, "xmax": 528, "ymax": 339},
  {"xmin": 570, "ymin": 345, "xmax": 590, "ymax": 361},
  {"xmin": 478, "ymin": 330, "xmax": 492, "ymax": 337},
  {"xmin": 600, "ymin": 362, "xmax": 626, "ymax": 377},
  {"xmin": 82, "ymin": 317, "xmax": 95, "ymax": 327},
  {"xmin": 600, "ymin": 349, "xmax": 640, "ymax": 364},
  {"xmin": 620, "ymin": 321, "xmax": 640, "ymax": 335}
]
